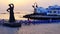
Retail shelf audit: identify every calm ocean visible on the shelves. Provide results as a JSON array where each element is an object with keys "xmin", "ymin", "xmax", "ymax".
[
  {"xmin": 0, "ymin": 11, "xmax": 33, "ymax": 20},
  {"xmin": 0, "ymin": 11, "xmax": 60, "ymax": 34}
]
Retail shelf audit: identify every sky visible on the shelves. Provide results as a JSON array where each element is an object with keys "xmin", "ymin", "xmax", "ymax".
[{"xmin": 0, "ymin": 0, "xmax": 60, "ymax": 12}]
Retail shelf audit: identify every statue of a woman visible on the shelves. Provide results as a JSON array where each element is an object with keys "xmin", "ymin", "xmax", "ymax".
[{"xmin": 7, "ymin": 3, "xmax": 15, "ymax": 22}]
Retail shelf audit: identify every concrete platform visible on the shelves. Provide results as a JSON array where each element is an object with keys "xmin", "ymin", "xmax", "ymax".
[
  {"xmin": 23, "ymin": 14, "xmax": 60, "ymax": 20},
  {"xmin": 3, "ymin": 23, "xmax": 21, "ymax": 27}
]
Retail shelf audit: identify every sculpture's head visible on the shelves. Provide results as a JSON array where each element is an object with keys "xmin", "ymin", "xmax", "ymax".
[{"xmin": 9, "ymin": 3, "xmax": 14, "ymax": 7}]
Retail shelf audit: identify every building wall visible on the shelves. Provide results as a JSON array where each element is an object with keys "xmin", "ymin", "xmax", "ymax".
[
  {"xmin": 35, "ymin": 5, "xmax": 60, "ymax": 15},
  {"xmin": 36, "ymin": 7, "xmax": 47, "ymax": 13},
  {"xmin": 46, "ymin": 5, "xmax": 60, "ymax": 15}
]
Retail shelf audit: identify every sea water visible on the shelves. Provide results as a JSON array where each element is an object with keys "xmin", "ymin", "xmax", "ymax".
[
  {"xmin": 0, "ymin": 11, "xmax": 33, "ymax": 20},
  {"xmin": 0, "ymin": 11, "xmax": 60, "ymax": 34}
]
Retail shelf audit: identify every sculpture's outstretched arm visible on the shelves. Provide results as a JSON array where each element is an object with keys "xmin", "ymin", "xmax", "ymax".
[{"xmin": 7, "ymin": 8, "xmax": 10, "ymax": 12}]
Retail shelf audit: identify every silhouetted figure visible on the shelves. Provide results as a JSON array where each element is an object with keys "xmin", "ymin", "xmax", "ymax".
[{"xmin": 7, "ymin": 3, "xmax": 15, "ymax": 22}]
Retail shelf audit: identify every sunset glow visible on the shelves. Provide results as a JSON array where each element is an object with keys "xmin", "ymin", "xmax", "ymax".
[
  {"xmin": 0, "ymin": 0, "xmax": 60, "ymax": 11},
  {"xmin": 0, "ymin": 0, "xmax": 35, "ymax": 6},
  {"xmin": 10, "ymin": 0, "xmax": 29, "ymax": 6}
]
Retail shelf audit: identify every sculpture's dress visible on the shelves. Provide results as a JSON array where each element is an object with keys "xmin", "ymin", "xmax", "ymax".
[{"xmin": 7, "ymin": 4, "xmax": 15, "ymax": 22}]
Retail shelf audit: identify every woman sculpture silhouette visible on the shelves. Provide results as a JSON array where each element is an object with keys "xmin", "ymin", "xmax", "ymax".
[{"xmin": 7, "ymin": 3, "xmax": 15, "ymax": 22}]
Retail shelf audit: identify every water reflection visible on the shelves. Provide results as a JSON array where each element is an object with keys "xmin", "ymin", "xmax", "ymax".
[{"xmin": 0, "ymin": 26, "xmax": 20, "ymax": 34}]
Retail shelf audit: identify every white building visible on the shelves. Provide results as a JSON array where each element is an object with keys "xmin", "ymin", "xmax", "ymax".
[
  {"xmin": 36, "ymin": 7, "xmax": 47, "ymax": 14},
  {"xmin": 46, "ymin": 5, "xmax": 60, "ymax": 15},
  {"xmin": 32, "ymin": 3, "xmax": 60, "ymax": 15}
]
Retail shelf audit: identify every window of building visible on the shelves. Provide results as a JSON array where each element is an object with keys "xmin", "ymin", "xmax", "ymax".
[
  {"xmin": 49, "ymin": 11, "xmax": 52, "ymax": 13},
  {"xmin": 53, "ymin": 11, "xmax": 56, "ymax": 13},
  {"xmin": 58, "ymin": 10, "xmax": 60, "ymax": 13},
  {"xmin": 48, "ymin": 11, "xmax": 51, "ymax": 13}
]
